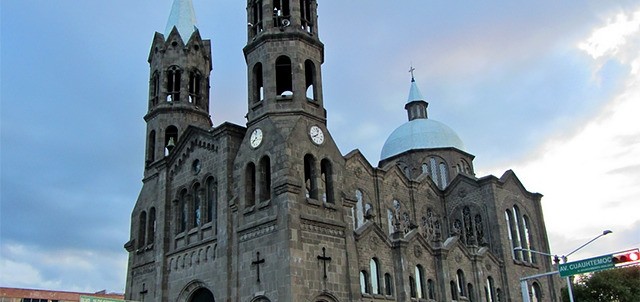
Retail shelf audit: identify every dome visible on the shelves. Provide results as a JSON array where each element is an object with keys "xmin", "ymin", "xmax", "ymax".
[{"xmin": 380, "ymin": 118, "xmax": 465, "ymax": 160}]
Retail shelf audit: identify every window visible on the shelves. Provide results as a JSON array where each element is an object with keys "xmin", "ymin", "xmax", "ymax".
[
  {"xmin": 178, "ymin": 189, "xmax": 188, "ymax": 233},
  {"xmin": 165, "ymin": 125, "xmax": 178, "ymax": 155},
  {"xmin": 147, "ymin": 207, "xmax": 156, "ymax": 244},
  {"xmin": 304, "ymin": 154, "xmax": 317, "ymax": 199},
  {"xmin": 272, "ymin": 0, "xmax": 290, "ymax": 27},
  {"xmin": 370, "ymin": 258, "xmax": 380, "ymax": 294},
  {"xmin": 387, "ymin": 209, "xmax": 394, "ymax": 234},
  {"xmin": 252, "ymin": 63, "xmax": 264, "ymax": 102},
  {"xmin": 259, "ymin": 156, "xmax": 271, "ymax": 201},
  {"xmin": 192, "ymin": 183, "xmax": 202, "ymax": 228},
  {"xmin": 147, "ymin": 130, "xmax": 156, "ymax": 163},
  {"xmin": 450, "ymin": 280, "xmax": 458, "ymax": 300},
  {"xmin": 360, "ymin": 271, "xmax": 370, "ymax": 294},
  {"xmin": 138, "ymin": 211, "xmax": 147, "ymax": 248},
  {"xmin": 505, "ymin": 209, "xmax": 520, "ymax": 260},
  {"xmin": 299, "ymin": 0, "xmax": 313, "ymax": 32},
  {"xmin": 250, "ymin": 0, "xmax": 263, "ymax": 36},
  {"xmin": 523, "ymin": 215, "xmax": 536, "ymax": 263},
  {"xmin": 531, "ymin": 282, "xmax": 542, "ymax": 302},
  {"xmin": 150, "ymin": 71, "xmax": 160, "ymax": 106},
  {"xmin": 415, "ymin": 265, "xmax": 426, "ymax": 298},
  {"xmin": 321, "ymin": 159, "xmax": 333, "ymax": 203},
  {"xmin": 167, "ymin": 66, "xmax": 181, "ymax": 102},
  {"xmin": 427, "ymin": 279, "xmax": 436, "ymax": 299},
  {"xmin": 275, "ymin": 56, "xmax": 292, "ymax": 96},
  {"xmin": 246, "ymin": 162, "xmax": 256, "ymax": 207},
  {"xmin": 439, "ymin": 162, "xmax": 448, "ymax": 188},
  {"xmin": 427, "ymin": 157, "xmax": 449, "ymax": 189},
  {"xmin": 188, "ymin": 70, "xmax": 201, "ymax": 105},
  {"xmin": 485, "ymin": 277, "xmax": 496, "ymax": 302},
  {"xmin": 206, "ymin": 177, "xmax": 217, "ymax": 225},
  {"xmin": 355, "ymin": 190, "xmax": 364, "ymax": 228},
  {"xmin": 384, "ymin": 273, "xmax": 393, "ymax": 295},
  {"xmin": 409, "ymin": 276, "xmax": 416, "ymax": 298},
  {"xmin": 456, "ymin": 269, "xmax": 466, "ymax": 296},
  {"xmin": 467, "ymin": 283, "xmax": 475, "ymax": 302},
  {"xmin": 305, "ymin": 60, "xmax": 316, "ymax": 100},
  {"xmin": 513, "ymin": 205, "xmax": 530, "ymax": 262}
]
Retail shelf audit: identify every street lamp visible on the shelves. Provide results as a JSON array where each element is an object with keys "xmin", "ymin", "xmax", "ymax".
[
  {"xmin": 561, "ymin": 230, "xmax": 612, "ymax": 302},
  {"xmin": 515, "ymin": 229, "xmax": 612, "ymax": 302}
]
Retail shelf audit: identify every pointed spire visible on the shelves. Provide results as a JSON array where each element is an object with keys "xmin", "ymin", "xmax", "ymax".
[
  {"xmin": 407, "ymin": 66, "xmax": 425, "ymax": 103},
  {"xmin": 165, "ymin": 0, "xmax": 198, "ymax": 44}
]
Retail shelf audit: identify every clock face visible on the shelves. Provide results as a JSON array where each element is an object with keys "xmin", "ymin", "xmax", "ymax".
[
  {"xmin": 250, "ymin": 128, "xmax": 263, "ymax": 148},
  {"xmin": 309, "ymin": 125, "xmax": 324, "ymax": 145}
]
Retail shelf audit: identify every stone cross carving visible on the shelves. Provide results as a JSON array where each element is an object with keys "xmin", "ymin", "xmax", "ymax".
[
  {"xmin": 317, "ymin": 247, "xmax": 332, "ymax": 279},
  {"xmin": 139, "ymin": 283, "xmax": 148, "ymax": 301},
  {"xmin": 252, "ymin": 251, "xmax": 265, "ymax": 283}
]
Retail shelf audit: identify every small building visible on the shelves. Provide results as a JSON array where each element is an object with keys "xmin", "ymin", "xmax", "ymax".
[{"xmin": 0, "ymin": 287, "xmax": 125, "ymax": 302}]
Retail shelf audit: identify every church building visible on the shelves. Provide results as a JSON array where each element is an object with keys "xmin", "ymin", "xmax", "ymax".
[{"xmin": 124, "ymin": 1, "xmax": 560, "ymax": 301}]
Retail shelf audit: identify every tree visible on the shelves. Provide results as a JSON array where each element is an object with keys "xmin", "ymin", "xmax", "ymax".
[{"xmin": 562, "ymin": 266, "xmax": 640, "ymax": 302}]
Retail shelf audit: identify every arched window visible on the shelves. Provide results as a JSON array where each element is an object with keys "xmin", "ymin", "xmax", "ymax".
[
  {"xmin": 321, "ymin": 159, "xmax": 333, "ymax": 203},
  {"xmin": 409, "ymin": 276, "xmax": 416, "ymax": 298},
  {"xmin": 246, "ymin": 163, "xmax": 256, "ymax": 207},
  {"xmin": 138, "ymin": 211, "xmax": 147, "ymax": 248},
  {"xmin": 505, "ymin": 209, "xmax": 521, "ymax": 260},
  {"xmin": 253, "ymin": 62, "xmax": 264, "ymax": 102},
  {"xmin": 147, "ymin": 130, "xmax": 156, "ymax": 163},
  {"xmin": 355, "ymin": 190, "xmax": 364, "ymax": 228},
  {"xmin": 360, "ymin": 271, "xmax": 370, "ymax": 294},
  {"xmin": 259, "ymin": 156, "xmax": 271, "ymax": 201},
  {"xmin": 167, "ymin": 66, "xmax": 181, "ymax": 102},
  {"xmin": 370, "ymin": 258, "xmax": 380, "ymax": 294},
  {"xmin": 523, "ymin": 215, "xmax": 536, "ymax": 263},
  {"xmin": 485, "ymin": 277, "xmax": 496, "ymax": 302},
  {"xmin": 299, "ymin": 0, "xmax": 313, "ymax": 33},
  {"xmin": 206, "ymin": 177, "xmax": 217, "ymax": 225},
  {"xmin": 421, "ymin": 163, "xmax": 428, "ymax": 175},
  {"xmin": 147, "ymin": 207, "xmax": 156, "ymax": 244},
  {"xmin": 415, "ymin": 265, "xmax": 426, "ymax": 298},
  {"xmin": 467, "ymin": 283, "xmax": 475, "ymax": 302},
  {"xmin": 475, "ymin": 214, "xmax": 485, "ymax": 245},
  {"xmin": 304, "ymin": 154, "xmax": 317, "ymax": 199},
  {"xmin": 456, "ymin": 269, "xmax": 466, "ymax": 296},
  {"xmin": 165, "ymin": 125, "xmax": 178, "ymax": 155},
  {"xmin": 150, "ymin": 71, "xmax": 160, "ymax": 106},
  {"xmin": 450, "ymin": 280, "xmax": 458, "ymax": 300},
  {"xmin": 439, "ymin": 162, "xmax": 448, "ymax": 188},
  {"xmin": 427, "ymin": 279, "xmax": 436, "ymax": 299},
  {"xmin": 272, "ymin": 0, "xmax": 290, "ymax": 27},
  {"xmin": 188, "ymin": 69, "xmax": 202, "ymax": 105},
  {"xmin": 384, "ymin": 273, "xmax": 393, "ymax": 296},
  {"xmin": 250, "ymin": 0, "xmax": 264, "ymax": 36},
  {"xmin": 387, "ymin": 209, "xmax": 394, "ymax": 234},
  {"xmin": 305, "ymin": 60, "xmax": 316, "ymax": 100},
  {"xmin": 531, "ymin": 282, "xmax": 542, "ymax": 302},
  {"xmin": 513, "ymin": 205, "xmax": 530, "ymax": 262},
  {"xmin": 178, "ymin": 189, "xmax": 188, "ymax": 233},
  {"xmin": 275, "ymin": 56, "xmax": 292, "ymax": 96},
  {"xmin": 192, "ymin": 183, "xmax": 202, "ymax": 228}
]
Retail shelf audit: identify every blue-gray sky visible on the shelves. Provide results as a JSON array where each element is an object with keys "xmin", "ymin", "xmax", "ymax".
[{"xmin": 2, "ymin": 0, "xmax": 639, "ymax": 293}]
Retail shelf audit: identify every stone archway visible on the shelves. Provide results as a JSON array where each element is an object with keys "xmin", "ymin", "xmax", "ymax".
[
  {"xmin": 311, "ymin": 291, "xmax": 339, "ymax": 302},
  {"xmin": 177, "ymin": 280, "xmax": 214, "ymax": 302},
  {"xmin": 189, "ymin": 288, "xmax": 214, "ymax": 302}
]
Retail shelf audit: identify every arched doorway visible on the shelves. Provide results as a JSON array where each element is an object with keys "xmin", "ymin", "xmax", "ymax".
[{"xmin": 189, "ymin": 288, "xmax": 214, "ymax": 302}]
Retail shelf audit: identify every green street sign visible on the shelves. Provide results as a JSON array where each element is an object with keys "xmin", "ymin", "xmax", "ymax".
[{"xmin": 558, "ymin": 254, "xmax": 614, "ymax": 277}]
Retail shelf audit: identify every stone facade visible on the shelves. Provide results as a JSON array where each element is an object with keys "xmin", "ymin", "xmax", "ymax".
[{"xmin": 124, "ymin": 1, "xmax": 560, "ymax": 301}]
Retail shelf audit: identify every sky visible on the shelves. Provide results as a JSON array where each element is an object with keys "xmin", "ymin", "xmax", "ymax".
[{"xmin": 2, "ymin": 0, "xmax": 640, "ymax": 294}]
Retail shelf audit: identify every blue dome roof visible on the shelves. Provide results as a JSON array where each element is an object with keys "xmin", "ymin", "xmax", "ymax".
[{"xmin": 380, "ymin": 118, "xmax": 465, "ymax": 160}]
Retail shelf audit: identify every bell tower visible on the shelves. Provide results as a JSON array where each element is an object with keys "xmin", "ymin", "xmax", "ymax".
[
  {"xmin": 243, "ymin": 0, "xmax": 325, "ymax": 125},
  {"xmin": 143, "ymin": 0, "xmax": 212, "ymax": 169}
]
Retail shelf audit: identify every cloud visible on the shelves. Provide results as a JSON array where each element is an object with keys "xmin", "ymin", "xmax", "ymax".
[
  {"xmin": 0, "ymin": 242, "xmax": 127, "ymax": 293},
  {"xmin": 480, "ymin": 5, "xmax": 640, "ymax": 256}
]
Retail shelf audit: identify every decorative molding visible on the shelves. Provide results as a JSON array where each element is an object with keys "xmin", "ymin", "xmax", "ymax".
[
  {"xmin": 301, "ymin": 218, "xmax": 345, "ymax": 238},
  {"xmin": 239, "ymin": 221, "xmax": 277, "ymax": 242},
  {"xmin": 132, "ymin": 262, "xmax": 156, "ymax": 277}
]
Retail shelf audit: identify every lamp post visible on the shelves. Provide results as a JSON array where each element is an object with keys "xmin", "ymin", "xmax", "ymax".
[
  {"xmin": 561, "ymin": 230, "xmax": 612, "ymax": 302},
  {"xmin": 515, "ymin": 230, "xmax": 612, "ymax": 302}
]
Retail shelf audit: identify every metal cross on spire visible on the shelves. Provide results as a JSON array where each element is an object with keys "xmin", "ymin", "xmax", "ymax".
[{"xmin": 409, "ymin": 65, "xmax": 416, "ymax": 81}]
